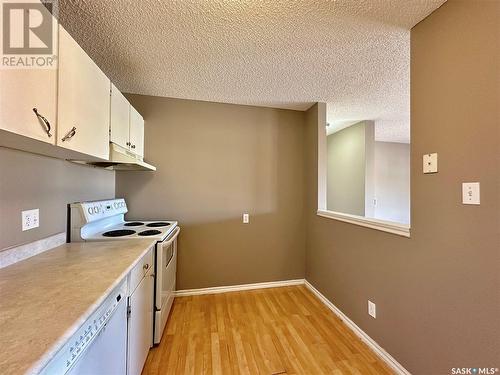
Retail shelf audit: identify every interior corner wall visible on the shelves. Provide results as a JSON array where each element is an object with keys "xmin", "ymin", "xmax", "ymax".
[
  {"xmin": 304, "ymin": 0, "xmax": 500, "ymax": 373},
  {"xmin": 326, "ymin": 121, "xmax": 367, "ymax": 216},
  {"xmin": 364, "ymin": 121, "xmax": 375, "ymax": 218},
  {"xmin": 115, "ymin": 95, "xmax": 306, "ymax": 290}
]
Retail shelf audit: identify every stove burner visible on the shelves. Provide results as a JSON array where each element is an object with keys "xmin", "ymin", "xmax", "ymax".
[
  {"xmin": 124, "ymin": 222, "xmax": 144, "ymax": 227},
  {"xmin": 146, "ymin": 222, "xmax": 171, "ymax": 228},
  {"xmin": 138, "ymin": 230, "xmax": 162, "ymax": 236},
  {"xmin": 102, "ymin": 229, "xmax": 136, "ymax": 237}
]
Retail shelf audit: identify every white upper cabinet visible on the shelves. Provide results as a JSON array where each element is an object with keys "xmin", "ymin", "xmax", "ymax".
[
  {"xmin": 57, "ymin": 25, "xmax": 110, "ymax": 160},
  {"xmin": 110, "ymin": 85, "xmax": 146, "ymax": 159},
  {"xmin": 0, "ymin": 70, "xmax": 57, "ymax": 144},
  {"xmin": 0, "ymin": 5, "xmax": 57, "ymax": 144},
  {"xmin": 129, "ymin": 106, "xmax": 145, "ymax": 159},
  {"xmin": 110, "ymin": 83, "xmax": 130, "ymax": 149},
  {"xmin": 0, "ymin": 10, "xmax": 150, "ymax": 167}
]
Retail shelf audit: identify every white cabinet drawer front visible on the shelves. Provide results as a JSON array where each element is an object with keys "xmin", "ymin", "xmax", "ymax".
[
  {"xmin": 110, "ymin": 83, "xmax": 130, "ymax": 149},
  {"xmin": 129, "ymin": 247, "xmax": 154, "ymax": 294},
  {"xmin": 57, "ymin": 26, "xmax": 110, "ymax": 159}
]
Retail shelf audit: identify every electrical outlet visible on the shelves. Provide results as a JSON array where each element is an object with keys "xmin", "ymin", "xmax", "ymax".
[
  {"xmin": 243, "ymin": 213, "xmax": 249, "ymax": 224},
  {"xmin": 368, "ymin": 300, "xmax": 376, "ymax": 319},
  {"xmin": 22, "ymin": 209, "xmax": 39, "ymax": 231},
  {"xmin": 462, "ymin": 182, "xmax": 480, "ymax": 205}
]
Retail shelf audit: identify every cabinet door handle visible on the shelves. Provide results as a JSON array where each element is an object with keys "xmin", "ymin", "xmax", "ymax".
[
  {"xmin": 143, "ymin": 263, "xmax": 150, "ymax": 271},
  {"xmin": 32, "ymin": 108, "xmax": 52, "ymax": 137},
  {"xmin": 131, "ymin": 144, "xmax": 136, "ymax": 149},
  {"xmin": 61, "ymin": 126, "xmax": 77, "ymax": 142},
  {"xmin": 126, "ymin": 142, "xmax": 131, "ymax": 146}
]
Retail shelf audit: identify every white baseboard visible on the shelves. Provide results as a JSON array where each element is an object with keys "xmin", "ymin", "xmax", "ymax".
[
  {"xmin": 304, "ymin": 280, "xmax": 411, "ymax": 375},
  {"xmin": 174, "ymin": 278, "xmax": 410, "ymax": 374},
  {"xmin": 174, "ymin": 278, "xmax": 305, "ymax": 296}
]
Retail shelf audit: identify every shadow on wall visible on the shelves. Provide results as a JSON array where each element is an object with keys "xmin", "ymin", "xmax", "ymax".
[{"xmin": 116, "ymin": 95, "xmax": 306, "ymax": 289}]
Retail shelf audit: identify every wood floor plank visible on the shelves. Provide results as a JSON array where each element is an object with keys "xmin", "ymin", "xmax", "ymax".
[{"xmin": 142, "ymin": 286, "xmax": 395, "ymax": 375}]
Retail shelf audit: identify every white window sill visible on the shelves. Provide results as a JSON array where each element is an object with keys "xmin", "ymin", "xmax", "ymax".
[{"xmin": 316, "ymin": 210, "xmax": 411, "ymax": 238}]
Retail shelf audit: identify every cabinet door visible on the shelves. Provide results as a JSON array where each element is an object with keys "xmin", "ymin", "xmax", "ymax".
[
  {"xmin": 0, "ymin": 5, "xmax": 57, "ymax": 144},
  {"xmin": 129, "ymin": 106, "xmax": 144, "ymax": 158},
  {"xmin": 128, "ymin": 268, "xmax": 154, "ymax": 375},
  {"xmin": 110, "ymin": 83, "xmax": 130, "ymax": 149},
  {"xmin": 57, "ymin": 26, "xmax": 110, "ymax": 159}
]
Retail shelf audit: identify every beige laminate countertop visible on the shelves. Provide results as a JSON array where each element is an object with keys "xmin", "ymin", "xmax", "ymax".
[{"xmin": 0, "ymin": 239, "xmax": 156, "ymax": 375}]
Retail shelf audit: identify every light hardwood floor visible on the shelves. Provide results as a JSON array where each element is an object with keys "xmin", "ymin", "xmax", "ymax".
[{"xmin": 142, "ymin": 285, "xmax": 394, "ymax": 375}]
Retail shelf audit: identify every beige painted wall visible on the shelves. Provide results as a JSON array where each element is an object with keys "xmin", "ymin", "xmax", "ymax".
[
  {"xmin": 0, "ymin": 148, "xmax": 115, "ymax": 251},
  {"xmin": 116, "ymin": 95, "xmax": 306, "ymax": 290},
  {"xmin": 326, "ymin": 121, "xmax": 367, "ymax": 216},
  {"xmin": 305, "ymin": 1, "xmax": 500, "ymax": 373}
]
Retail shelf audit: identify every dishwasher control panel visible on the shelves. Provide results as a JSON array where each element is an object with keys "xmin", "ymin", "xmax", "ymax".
[{"xmin": 38, "ymin": 280, "xmax": 127, "ymax": 375}]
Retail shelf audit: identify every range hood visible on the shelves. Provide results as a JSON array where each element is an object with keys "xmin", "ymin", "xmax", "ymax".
[{"xmin": 82, "ymin": 143, "xmax": 156, "ymax": 171}]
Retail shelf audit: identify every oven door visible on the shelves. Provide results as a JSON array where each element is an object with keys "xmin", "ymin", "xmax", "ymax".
[{"xmin": 154, "ymin": 226, "xmax": 180, "ymax": 344}]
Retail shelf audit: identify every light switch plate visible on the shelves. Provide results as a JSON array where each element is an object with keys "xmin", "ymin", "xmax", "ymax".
[
  {"xmin": 462, "ymin": 182, "xmax": 480, "ymax": 205},
  {"xmin": 368, "ymin": 301, "xmax": 376, "ymax": 319},
  {"xmin": 423, "ymin": 153, "xmax": 438, "ymax": 173},
  {"xmin": 243, "ymin": 213, "xmax": 249, "ymax": 224},
  {"xmin": 22, "ymin": 209, "xmax": 39, "ymax": 231}
]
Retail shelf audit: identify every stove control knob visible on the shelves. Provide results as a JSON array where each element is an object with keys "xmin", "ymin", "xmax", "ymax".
[{"xmin": 87, "ymin": 207, "xmax": 93, "ymax": 215}]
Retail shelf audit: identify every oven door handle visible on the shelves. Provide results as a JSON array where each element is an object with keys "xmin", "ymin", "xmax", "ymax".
[{"xmin": 161, "ymin": 226, "xmax": 180, "ymax": 247}]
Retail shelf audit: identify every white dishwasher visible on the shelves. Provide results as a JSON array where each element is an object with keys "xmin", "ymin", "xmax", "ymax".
[{"xmin": 39, "ymin": 280, "xmax": 128, "ymax": 375}]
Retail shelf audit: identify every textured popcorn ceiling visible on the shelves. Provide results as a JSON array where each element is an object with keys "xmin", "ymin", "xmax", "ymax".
[
  {"xmin": 327, "ymin": 119, "xmax": 411, "ymax": 143},
  {"xmin": 57, "ymin": 0, "xmax": 445, "ymax": 142},
  {"xmin": 374, "ymin": 119, "xmax": 411, "ymax": 144}
]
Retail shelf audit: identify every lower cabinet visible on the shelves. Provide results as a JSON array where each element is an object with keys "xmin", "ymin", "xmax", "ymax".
[
  {"xmin": 127, "ymin": 253, "xmax": 154, "ymax": 375},
  {"xmin": 39, "ymin": 251, "xmax": 155, "ymax": 375}
]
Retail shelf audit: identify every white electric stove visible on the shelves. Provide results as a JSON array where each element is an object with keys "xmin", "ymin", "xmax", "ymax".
[
  {"xmin": 68, "ymin": 198, "xmax": 180, "ymax": 345},
  {"xmin": 69, "ymin": 198, "xmax": 177, "ymax": 242}
]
